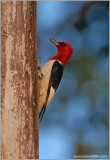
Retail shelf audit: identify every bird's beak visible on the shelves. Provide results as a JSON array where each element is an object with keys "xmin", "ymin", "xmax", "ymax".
[{"xmin": 49, "ymin": 38, "xmax": 60, "ymax": 46}]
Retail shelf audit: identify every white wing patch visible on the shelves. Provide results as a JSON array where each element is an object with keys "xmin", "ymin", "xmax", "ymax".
[
  {"xmin": 46, "ymin": 86, "xmax": 55, "ymax": 107},
  {"xmin": 38, "ymin": 60, "xmax": 56, "ymax": 114}
]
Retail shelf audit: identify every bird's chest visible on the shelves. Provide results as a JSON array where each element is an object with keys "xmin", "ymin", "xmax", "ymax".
[{"xmin": 39, "ymin": 60, "xmax": 55, "ymax": 94}]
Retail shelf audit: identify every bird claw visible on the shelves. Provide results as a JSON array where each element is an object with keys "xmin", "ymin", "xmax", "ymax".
[{"xmin": 38, "ymin": 57, "xmax": 44, "ymax": 80}]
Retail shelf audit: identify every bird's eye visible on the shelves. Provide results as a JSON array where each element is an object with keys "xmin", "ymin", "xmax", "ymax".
[{"xmin": 63, "ymin": 43, "xmax": 67, "ymax": 47}]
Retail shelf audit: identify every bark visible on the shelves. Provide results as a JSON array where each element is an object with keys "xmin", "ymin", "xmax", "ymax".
[{"xmin": 1, "ymin": 1, "xmax": 38, "ymax": 159}]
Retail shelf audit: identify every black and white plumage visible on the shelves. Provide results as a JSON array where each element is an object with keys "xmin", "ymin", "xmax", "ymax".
[
  {"xmin": 39, "ymin": 60, "xmax": 64, "ymax": 121},
  {"xmin": 38, "ymin": 38, "xmax": 73, "ymax": 122}
]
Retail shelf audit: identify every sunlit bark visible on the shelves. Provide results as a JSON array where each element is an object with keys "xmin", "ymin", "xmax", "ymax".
[{"xmin": 1, "ymin": 1, "xmax": 38, "ymax": 159}]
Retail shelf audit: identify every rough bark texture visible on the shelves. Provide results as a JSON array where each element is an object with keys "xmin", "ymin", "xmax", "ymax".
[{"xmin": 1, "ymin": 1, "xmax": 38, "ymax": 159}]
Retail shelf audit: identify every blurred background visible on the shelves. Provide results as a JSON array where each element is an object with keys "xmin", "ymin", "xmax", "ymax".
[{"xmin": 37, "ymin": 1, "xmax": 109, "ymax": 159}]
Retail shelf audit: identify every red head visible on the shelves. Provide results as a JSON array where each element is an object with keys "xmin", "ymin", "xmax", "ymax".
[{"xmin": 49, "ymin": 38, "xmax": 73, "ymax": 66}]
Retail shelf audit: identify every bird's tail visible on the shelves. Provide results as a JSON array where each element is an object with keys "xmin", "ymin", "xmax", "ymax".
[{"xmin": 39, "ymin": 104, "xmax": 46, "ymax": 123}]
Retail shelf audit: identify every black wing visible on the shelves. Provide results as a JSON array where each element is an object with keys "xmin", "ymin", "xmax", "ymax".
[
  {"xmin": 51, "ymin": 61, "xmax": 64, "ymax": 91},
  {"xmin": 39, "ymin": 61, "xmax": 64, "ymax": 122}
]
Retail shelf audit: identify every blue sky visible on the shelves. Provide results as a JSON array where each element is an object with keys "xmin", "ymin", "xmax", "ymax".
[{"xmin": 37, "ymin": 1, "xmax": 109, "ymax": 159}]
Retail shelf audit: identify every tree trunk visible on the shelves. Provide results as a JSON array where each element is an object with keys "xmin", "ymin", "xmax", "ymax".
[{"xmin": 1, "ymin": 1, "xmax": 38, "ymax": 159}]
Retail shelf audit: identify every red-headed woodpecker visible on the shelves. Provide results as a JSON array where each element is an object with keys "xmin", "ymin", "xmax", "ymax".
[{"xmin": 38, "ymin": 38, "xmax": 73, "ymax": 122}]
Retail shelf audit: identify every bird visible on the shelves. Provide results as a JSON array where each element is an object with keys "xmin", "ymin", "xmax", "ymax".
[{"xmin": 38, "ymin": 38, "xmax": 73, "ymax": 122}]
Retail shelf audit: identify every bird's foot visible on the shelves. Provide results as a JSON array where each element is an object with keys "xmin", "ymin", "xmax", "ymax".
[{"xmin": 38, "ymin": 57, "xmax": 43, "ymax": 80}]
